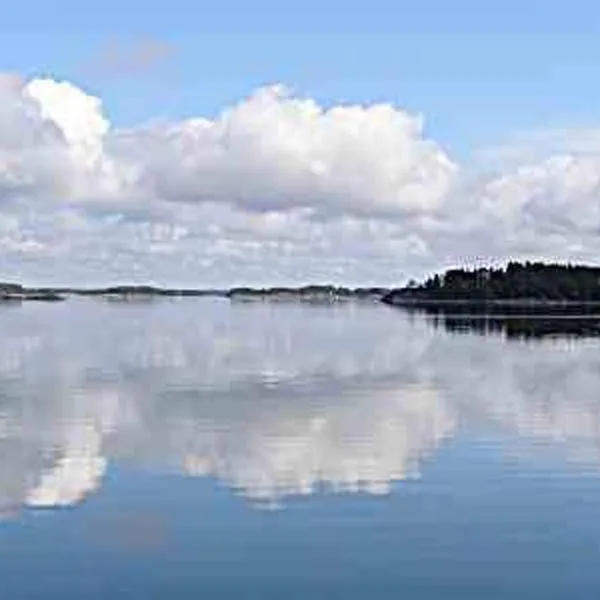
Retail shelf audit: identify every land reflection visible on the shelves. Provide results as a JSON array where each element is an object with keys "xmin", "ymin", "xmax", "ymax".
[
  {"xmin": 433, "ymin": 314, "xmax": 600, "ymax": 339},
  {"xmin": 396, "ymin": 303, "xmax": 600, "ymax": 339}
]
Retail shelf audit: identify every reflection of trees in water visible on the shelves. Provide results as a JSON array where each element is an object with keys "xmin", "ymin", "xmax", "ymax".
[
  {"xmin": 400, "ymin": 304, "xmax": 600, "ymax": 339},
  {"xmin": 436, "ymin": 315, "xmax": 600, "ymax": 339}
]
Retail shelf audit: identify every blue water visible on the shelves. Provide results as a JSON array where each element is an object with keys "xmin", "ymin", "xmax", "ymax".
[{"xmin": 1, "ymin": 298, "xmax": 600, "ymax": 598}]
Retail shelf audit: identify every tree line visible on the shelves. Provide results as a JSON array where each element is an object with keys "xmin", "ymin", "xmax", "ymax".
[{"xmin": 401, "ymin": 262, "xmax": 600, "ymax": 301}]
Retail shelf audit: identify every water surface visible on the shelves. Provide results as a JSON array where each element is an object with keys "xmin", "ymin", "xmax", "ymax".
[{"xmin": 1, "ymin": 299, "xmax": 600, "ymax": 598}]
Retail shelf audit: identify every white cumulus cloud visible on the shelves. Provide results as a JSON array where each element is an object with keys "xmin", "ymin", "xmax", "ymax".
[{"xmin": 0, "ymin": 74, "xmax": 599, "ymax": 285}]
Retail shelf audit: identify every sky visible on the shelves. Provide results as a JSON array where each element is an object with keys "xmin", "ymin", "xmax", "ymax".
[{"xmin": 1, "ymin": 1, "xmax": 600, "ymax": 286}]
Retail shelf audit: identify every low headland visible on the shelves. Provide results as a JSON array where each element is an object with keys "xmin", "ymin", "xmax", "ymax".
[{"xmin": 381, "ymin": 262, "xmax": 600, "ymax": 315}]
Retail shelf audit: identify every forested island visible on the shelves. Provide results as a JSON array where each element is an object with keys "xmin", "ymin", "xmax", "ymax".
[{"xmin": 382, "ymin": 262, "xmax": 600, "ymax": 307}]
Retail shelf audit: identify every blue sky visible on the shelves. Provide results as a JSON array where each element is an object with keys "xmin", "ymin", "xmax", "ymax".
[{"xmin": 3, "ymin": 0, "xmax": 600, "ymax": 157}]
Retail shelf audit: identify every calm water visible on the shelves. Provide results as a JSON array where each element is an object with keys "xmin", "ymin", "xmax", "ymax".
[{"xmin": 2, "ymin": 299, "xmax": 600, "ymax": 598}]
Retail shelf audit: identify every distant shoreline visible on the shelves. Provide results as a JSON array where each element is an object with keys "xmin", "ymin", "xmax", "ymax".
[
  {"xmin": 0, "ymin": 284, "xmax": 391, "ymax": 303},
  {"xmin": 6, "ymin": 261, "xmax": 600, "ymax": 307}
]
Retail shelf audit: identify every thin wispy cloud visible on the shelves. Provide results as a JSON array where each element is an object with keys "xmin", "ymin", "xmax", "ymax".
[{"xmin": 80, "ymin": 36, "xmax": 176, "ymax": 79}]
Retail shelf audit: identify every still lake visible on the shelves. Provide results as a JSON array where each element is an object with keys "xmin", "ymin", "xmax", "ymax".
[{"xmin": 1, "ymin": 298, "xmax": 600, "ymax": 598}]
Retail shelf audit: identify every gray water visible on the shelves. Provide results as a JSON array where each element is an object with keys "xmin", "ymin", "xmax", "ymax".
[{"xmin": 1, "ymin": 298, "xmax": 600, "ymax": 598}]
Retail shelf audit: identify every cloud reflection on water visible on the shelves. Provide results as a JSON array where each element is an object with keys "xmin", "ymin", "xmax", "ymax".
[{"xmin": 0, "ymin": 299, "xmax": 599, "ymax": 515}]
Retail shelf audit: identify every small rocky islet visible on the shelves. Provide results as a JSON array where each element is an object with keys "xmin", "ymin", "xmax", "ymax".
[{"xmin": 0, "ymin": 283, "xmax": 65, "ymax": 302}]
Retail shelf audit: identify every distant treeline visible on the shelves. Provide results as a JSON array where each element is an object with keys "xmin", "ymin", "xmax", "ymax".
[
  {"xmin": 391, "ymin": 262, "xmax": 600, "ymax": 302},
  {"xmin": 227, "ymin": 285, "xmax": 390, "ymax": 301}
]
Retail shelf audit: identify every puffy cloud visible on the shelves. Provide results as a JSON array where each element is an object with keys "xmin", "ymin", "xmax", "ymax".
[
  {"xmin": 431, "ymin": 152, "xmax": 600, "ymax": 269},
  {"xmin": 112, "ymin": 85, "xmax": 456, "ymax": 218},
  {"xmin": 0, "ymin": 73, "xmax": 600, "ymax": 285}
]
